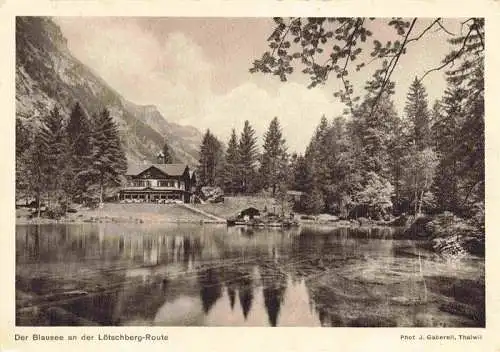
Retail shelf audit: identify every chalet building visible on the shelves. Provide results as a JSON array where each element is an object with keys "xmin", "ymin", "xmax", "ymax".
[{"xmin": 119, "ymin": 163, "xmax": 196, "ymax": 203}]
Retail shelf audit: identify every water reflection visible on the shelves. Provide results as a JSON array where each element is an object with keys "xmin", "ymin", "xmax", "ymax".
[
  {"xmin": 237, "ymin": 269, "xmax": 254, "ymax": 320},
  {"xmin": 16, "ymin": 224, "xmax": 485, "ymax": 327}
]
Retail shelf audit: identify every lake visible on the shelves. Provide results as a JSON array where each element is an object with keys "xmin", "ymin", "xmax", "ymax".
[{"xmin": 15, "ymin": 223, "xmax": 485, "ymax": 327}]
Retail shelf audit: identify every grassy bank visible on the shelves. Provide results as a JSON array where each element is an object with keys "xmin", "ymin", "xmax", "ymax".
[{"xmin": 16, "ymin": 203, "xmax": 222, "ymax": 224}]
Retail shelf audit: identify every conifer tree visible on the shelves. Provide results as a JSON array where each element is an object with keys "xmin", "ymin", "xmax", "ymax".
[
  {"xmin": 16, "ymin": 118, "xmax": 31, "ymax": 201},
  {"xmin": 404, "ymin": 77, "xmax": 431, "ymax": 150},
  {"xmin": 162, "ymin": 141, "xmax": 173, "ymax": 164},
  {"xmin": 224, "ymin": 129, "xmax": 240, "ymax": 194},
  {"xmin": 260, "ymin": 117, "xmax": 288, "ymax": 196},
  {"xmin": 353, "ymin": 94, "xmax": 397, "ymax": 179},
  {"xmin": 400, "ymin": 79, "xmax": 437, "ymax": 214},
  {"xmin": 447, "ymin": 30, "xmax": 484, "ymax": 213},
  {"xmin": 238, "ymin": 120, "xmax": 259, "ymax": 194},
  {"xmin": 431, "ymin": 87, "xmax": 464, "ymax": 212},
  {"xmin": 198, "ymin": 129, "xmax": 223, "ymax": 187},
  {"xmin": 39, "ymin": 106, "xmax": 70, "ymax": 207},
  {"xmin": 291, "ymin": 154, "xmax": 314, "ymax": 212},
  {"xmin": 91, "ymin": 108, "xmax": 127, "ymax": 204},
  {"xmin": 66, "ymin": 102, "xmax": 93, "ymax": 204},
  {"xmin": 25, "ymin": 130, "xmax": 47, "ymax": 217},
  {"xmin": 348, "ymin": 93, "xmax": 398, "ymax": 217}
]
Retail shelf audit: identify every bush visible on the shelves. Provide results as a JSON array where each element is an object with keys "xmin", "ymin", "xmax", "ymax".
[
  {"xmin": 391, "ymin": 214, "xmax": 414, "ymax": 227},
  {"xmin": 424, "ymin": 212, "xmax": 475, "ymax": 239},
  {"xmin": 402, "ymin": 215, "xmax": 433, "ymax": 239},
  {"xmin": 404, "ymin": 212, "xmax": 485, "ymax": 257},
  {"xmin": 45, "ymin": 205, "xmax": 66, "ymax": 220},
  {"xmin": 83, "ymin": 197, "xmax": 100, "ymax": 209},
  {"xmin": 357, "ymin": 217, "xmax": 372, "ymax": 226}
]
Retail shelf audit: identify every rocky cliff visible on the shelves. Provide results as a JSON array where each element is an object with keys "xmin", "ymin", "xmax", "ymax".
[{"xmin": 16, "ymin": 17, "xmax": 201, "ymax": 165}]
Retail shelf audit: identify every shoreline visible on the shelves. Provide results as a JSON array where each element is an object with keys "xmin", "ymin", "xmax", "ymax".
[
  {"xmin": 16, "ymin": 201, "xmax": 393, "ymax": 228},
  {"xmin": 15, "ymin": 210, "xmax": 484, "ymax": 259},
  {"xmin": 15, "ymin": 216, "xmax": 227, "ymax": 226},
  {"xmin": 15, "ymin": 214, "xmax": 397, "ymax": 230}
]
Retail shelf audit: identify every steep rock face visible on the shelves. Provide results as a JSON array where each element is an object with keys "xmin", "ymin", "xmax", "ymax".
[{"xmin": 16, "ymin": 17, "xmax": 201, "ymax": 165}]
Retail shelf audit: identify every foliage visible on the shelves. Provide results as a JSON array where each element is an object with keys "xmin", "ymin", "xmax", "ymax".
[
  {"xmin": 250, "ymin": 17, "xmax": 484, "ymax": 115},
  {"xmin": 402, "ymin": 146, "xmax": 439, "ymax": 215},
  {"xmin": 223, "ymin": 129, "xmax": 241, "ymax": 194},
  {"xmin": 66, "ymin": 102, "xmax": 94, "ymax": 203},
  {"xmin": 39, "ymin": 106, "xmax": 72, "ymax": 207},
  {"xmin": 425, "ymin": 212, "xmax": 484, "ymax": 256},
  {"xmin": 260, "ymin": 117, "xmax": 289, "ymax": 196},
  {"xmin": 159, "ymin": 141, "xmax": 174, "ymax": 164},
  {"xmin": 301, "ymin": 186, "xmax": 325, "ymax": 215},
  {"xmin": 23, "ymin": 131, "xmax": 47, "ymax": 216},
  {"xmin": 249, "ymin": 16, "xmax": 484, "ymax": 223},
  {"xmin": 405, "ymin": 78, "xmax": 431, "ymax": 150},
  {"xmin": 354, "ymin": 171, "xmax": 393, "ymax": 219},
  {"xmin": 16, "ymin": 101, "xmax": 128, "ymax": 215},
  {"xmin": 351, "ymin": 93, "xmax": 398, "ymax": 179},
  {"xmin": 198, "ymin": 129, "xmax": 224, "ymax": 187},
  {"xmin": 238, "ymin": 120, "xmax": 259, "ymax": 194},
  {"xmin": 91, "ymin": 108, "xmax": 128, "ymax": 203},
  {"xmin": 15, "ymin": 118, "xmax": 32, "ymax": 200}
]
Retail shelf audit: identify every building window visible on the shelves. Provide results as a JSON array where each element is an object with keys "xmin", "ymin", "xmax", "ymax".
[{"xmin": 130, "ymin": 180, "xmax": 152, "ymax": 187}]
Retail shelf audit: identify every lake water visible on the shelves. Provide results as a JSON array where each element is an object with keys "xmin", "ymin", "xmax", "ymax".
[{"xmin": 16, "ymin": 223, "xmax": 485, "ymax": 327}]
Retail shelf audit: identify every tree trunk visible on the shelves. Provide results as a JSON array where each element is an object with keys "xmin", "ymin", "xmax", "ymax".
[
  {"xmin": 99, "ymin": 174, "xmax": 104, "ymax": 205},
  {"xmin": 37, "ymin": 191, "xmax": 41, "ymax": 218},
  {"xmin": 418, "ymin": 189, "xmax": 424, "ymax": 215},
  {"xmin": 414, "ymin": 186, "xmax": 419, "ymax": 216}
]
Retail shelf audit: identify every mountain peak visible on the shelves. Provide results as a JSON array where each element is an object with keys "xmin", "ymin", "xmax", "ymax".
[{"xmin": 16, "ymin": 17, "xmax": 202, "ymax": 166}]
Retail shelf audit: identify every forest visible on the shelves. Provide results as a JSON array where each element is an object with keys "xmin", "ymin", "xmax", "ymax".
[
  {"xmin": 16, "ymin": 103, "xmax": 127, "ymax": 216},
  {"xmin": 16, "ymin": 17, "xmax": 484, "ymax": 242},
  {"xmin": 197, "ymin": 17, "xmax": 484, "ymax": 237},
  {"xmin": 198, "ymin": 73, "xmax": 483, "ymax": 222}
]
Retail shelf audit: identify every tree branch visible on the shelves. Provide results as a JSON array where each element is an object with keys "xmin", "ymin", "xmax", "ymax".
[
  {"xmin": 271, "ymin": 17, "xmax": 296, "ymax": 57},
  {"xmin": 418, "ymin": 26, "xmax": 474, "ymax": 83},
  {"xmin": 370, "ymin": 18, "xmax": 417, "ymax": 115},
  {"xmin": 460, "ymin": 18, "xmax": 475, "ymax": 36},
  {"xmin": 406, "ymin": 18, "xmax": 440, "ymax": 45},
  {"xmin": 474, "ymin": 21, "xmax": 485, "ymax": 52},
  {"xmin": 436, "ymin": 19, "xmax": 455, "ymax": 36},
  {"xmin": 340, "ymin": 18, "xmax": 364, "ymax": 114}
]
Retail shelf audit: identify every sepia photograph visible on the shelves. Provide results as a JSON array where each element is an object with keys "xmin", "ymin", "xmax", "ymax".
[{"xmin": 15, "ymin": 16, "xmax": 485, "ymax": 328}]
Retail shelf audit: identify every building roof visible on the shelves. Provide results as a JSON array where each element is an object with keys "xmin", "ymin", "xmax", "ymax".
[{"xmin": 126, "ymin": 163, "xmax": 189, "ymax": 177}]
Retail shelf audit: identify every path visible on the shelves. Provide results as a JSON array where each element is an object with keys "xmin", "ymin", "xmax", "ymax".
[{"xmin": 178, "ymin": 203, "xmax": 226, "ymax": 223}]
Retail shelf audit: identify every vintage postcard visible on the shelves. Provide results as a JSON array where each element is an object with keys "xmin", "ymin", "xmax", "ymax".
[{"xmin": 1, "ymin": 1, "xmax": 498, "ymax": 351}]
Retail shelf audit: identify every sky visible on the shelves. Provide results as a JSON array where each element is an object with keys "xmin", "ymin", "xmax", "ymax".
[{"xmin": 55, "ymin": 17, "xmax": 463, "ymax": 154}]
